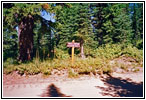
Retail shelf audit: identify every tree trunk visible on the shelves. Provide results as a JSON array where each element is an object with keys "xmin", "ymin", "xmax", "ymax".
[
  {"xmin": 80, "ymin": 40, "xmax": 85, "ymax": 59},
  {"xmin": 18, "ymin": 15, "xmax": 34, "ymax": 62}
]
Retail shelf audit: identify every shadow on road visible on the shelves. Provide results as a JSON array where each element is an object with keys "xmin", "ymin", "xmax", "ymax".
[
  {"xmin": 96, "ymin": 74, "xmax": 143, "ymax": 97},
  {"xmin": 41, "ymin": 83, "xmax": 71, "ymax": 97}
]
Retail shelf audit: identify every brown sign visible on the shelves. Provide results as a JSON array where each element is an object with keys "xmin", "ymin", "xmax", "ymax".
[{"xmin": 67, "ymin": 42, "xmax": 80, "ymax": 48}]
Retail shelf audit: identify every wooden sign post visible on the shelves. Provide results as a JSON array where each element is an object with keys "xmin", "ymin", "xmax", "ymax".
[
  {"xmin": 72, "ymin": 40, "xmax": 75, "ymax": 65},
  {"xmin": 67, "ymin": 40, "xmax": 80, "ymax": 65}
]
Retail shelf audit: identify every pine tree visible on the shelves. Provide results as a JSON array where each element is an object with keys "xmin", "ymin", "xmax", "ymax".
[
  {"xmin": 74, "ymin": 3, "xmax": 95, "ymax": 58},
  {"xmin": 3, "ymin": 3, "xmax": 56, "ymax": 61},
  {"xmin": 3, "ymin": 25, "xmax": 18, "ymax": 61},
  {"xmin": 54, "ymin": 3, "xmax": 73, "ymax": 49},
  {"xmin": 90, "ymin": 3, "xmax": 108, "ymax": 46},
  {"xmin": 91, "ymin": 4, "xmax": 133, "ymax": 46},
  {"xmin": 130, "ymin": 3, "xmax": 143, "ymax": 49},
  {"xmin": 111, "ymin": 4, "xmax": 133, "ymax": 44}
]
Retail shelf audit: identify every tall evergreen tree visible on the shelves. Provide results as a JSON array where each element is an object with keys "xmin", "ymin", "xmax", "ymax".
[
  {"xmin": 111, "ymin": 4, "xmax": 133, "ymax": 44},
  {"xmin": 91, "ymin": 3, "xmax": 133, "ymax": 46},
  {"xmin": 130, "ymin": 3, "xmax": 143, "ymax": 49},
  {"xmin": 74, "ymin": 3, "xmax": 95, "ymax": 58},
  {"xmin": 3, "ymin": 3, "xmax": 56, "ymax": 61},
  {"xmin": 90, "ymin": 3, "xmax": 108, "ymax": 46}
]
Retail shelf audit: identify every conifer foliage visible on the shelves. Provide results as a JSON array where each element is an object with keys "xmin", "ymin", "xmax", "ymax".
[{"xmin": 3, "ymin": 3, "xmax": 143, "ymax": 62}]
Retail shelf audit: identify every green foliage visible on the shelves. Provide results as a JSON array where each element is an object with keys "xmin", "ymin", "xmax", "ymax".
[
  {"xmin": 122, "ymin": 45, "xmax": 143, "ymax": 62},
  {"xmin": 3, "ymin": 3, "xmax": 42, "ymax": 27},
  {"xmin": 96, "ymin": 44, "xmax": 123, "ymax": 59},
  {"xmin": 3, "ymin": 58, "xmax": 18, "ymax": 68},
  {"xmin": 112, "ymin": 5, "xmax": 133, "ymax": 44},
  {"xmin": 3, "ymin": 3, "xmax": 143, "ymax": 77},
  {"xmin": 4, "ymin": 45, "xmax": 143, "ymax": 76},
  {"xmin": 54, "ymin": 48, "xmax": 70, "ymax": 59},
  {"xmin": 95, "ymin": 44, "xmax": 143, "ymax": 62},
  {"xmin": 3, "ymin": 29, "xmax": 18, "ymax": 61},
  {"xmin": 135, "ymin": 39, "xmax": 143, "ymax": 49},
  {"xmin": 3, "ymin": 65, "xmax": 17, "ymax": 74},
  {"xmin": 17, "ymin": 64, "xmax": 40, "ymax": 75},
  {"xmin": 3, "ymin": 3, "xmax": 143, "ymax": 61},
  {"xmin": 130, "ymin": 3, "xmax": 143, "ymax": 49}
]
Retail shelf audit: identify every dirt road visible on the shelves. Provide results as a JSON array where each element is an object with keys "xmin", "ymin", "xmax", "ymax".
[{"xmin": 3, "ymin": 67, "xmax": 143, "ymax": 98}]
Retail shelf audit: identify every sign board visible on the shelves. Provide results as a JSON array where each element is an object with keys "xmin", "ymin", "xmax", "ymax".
[
  {"xmin": 67, "ymin": 40, "xmax": 80, "ymax": 65},
  {"xmin": 67, "ymin": 42, "xmax": 80, "ymax": 48}
]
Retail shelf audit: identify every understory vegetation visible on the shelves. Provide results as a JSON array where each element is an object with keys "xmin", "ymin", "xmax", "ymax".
[{"xmin": 3, "ymin": 44, "xmax": 143, "ymax": 77}]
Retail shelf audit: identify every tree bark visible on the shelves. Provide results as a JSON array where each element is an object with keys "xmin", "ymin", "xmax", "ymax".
[
  {"xmin": 80, "ymin": 40, "xmax": 85, "ymax": 59},
  {"xmin": 18, "ymin": 15, "xmax": 34, "ymax": 62}
]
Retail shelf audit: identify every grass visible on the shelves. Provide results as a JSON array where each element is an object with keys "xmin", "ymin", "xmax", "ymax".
[
  {"xmin": 3, "ymin": 57, "xmax": 107, "ymax": 76},
  {"xmin": 68, "ymin": 68, "xmax": 79, "ymax": 78},
  {"xmin": 3, "ymin": 44, "xmax": 143, "ymax": 77}
]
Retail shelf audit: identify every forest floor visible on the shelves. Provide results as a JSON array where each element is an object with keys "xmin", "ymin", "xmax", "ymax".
[{"xmin": 3, "ymin": 56, "xmax": 143, "ymax": 98}]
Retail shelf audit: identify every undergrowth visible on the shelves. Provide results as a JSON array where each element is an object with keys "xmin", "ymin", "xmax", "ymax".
[
  {"xmin": 3, "ymin": 44, "xmax": 143, "ymax": 77},
  {"xmin": 95, "ymin": 44, "xmax": 143, "ymax": 61}
]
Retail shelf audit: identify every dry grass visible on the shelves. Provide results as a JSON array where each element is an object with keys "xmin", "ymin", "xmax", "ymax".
[{"xmin": 3, "ymin": 44, "xmax": 143, "ymax": 77}]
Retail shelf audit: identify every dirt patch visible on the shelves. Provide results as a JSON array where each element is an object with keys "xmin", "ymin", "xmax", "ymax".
[
  {"xmin": 109, "ymin": 56, "xmax": 143, "ymax": 73},
  {"xmin": 3, "ymin": 56, "xmax": 143, "ymax": 97},
  {"xmin": 97, "ymin": 70, "xmax": 143, "ymax": 97},
  {"xmin": 3, "ymin": 67, "xmax": 143, "ymax": 97}
]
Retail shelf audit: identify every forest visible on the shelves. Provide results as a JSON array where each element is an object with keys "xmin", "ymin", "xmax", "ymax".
[{"xmin": 3, "ymin": 3, "xmax": 143, "ymax": 76}]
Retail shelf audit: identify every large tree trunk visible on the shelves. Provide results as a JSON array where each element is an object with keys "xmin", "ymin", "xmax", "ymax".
[{"xmin": 18, "ymin": 15, "xmax": 34, "ymax": 62}]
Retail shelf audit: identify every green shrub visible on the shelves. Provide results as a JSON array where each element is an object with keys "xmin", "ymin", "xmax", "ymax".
[
  {"xmin": 3, "ymin": 58, "xmax": 18, "ymax": 68},
  {"xmin": 84, "ymin": 46, "xmax": 97, "ymax": 58},
  {"xmin": 136, "ymin": 39, "xmax": 143, "ymax": 49},
  {"xmin": 95, "ymin": 44, "xmax": 143, "ymax": 62},
  {"xmin": 3, "ymin": 65, "xmax": 17, "ymax": 74},
  {"xmin": 14, "ymin": 63, "xmax": 40, "ymax": 75},
  {"xmin": 54, "ymin": 48, "xmax": 70, "ymax": 59},
  {"xmin": 122, "ymin": 45, "xmax": 143, "ymax": 62},
  {"xmin": 95, "ymin": 44, "xmax": 123, "ymax": 59}
]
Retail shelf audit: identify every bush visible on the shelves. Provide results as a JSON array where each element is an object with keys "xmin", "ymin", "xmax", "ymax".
[
  {"xmin": 95, "ymin": 44, "xmax": 143, "ymax": 62},
  {"xmin": 15, "ymin": 63, "xmax": 40, "ymax": 75},
  {"xmin": 3, "ymin": 58, "xmax": 18, "ymax": 68},
  {"xmin": 54, "ymin": 48, "xmax": 70, "ymax": 59},
  {"xmin": 136, "ymin": 39, "xmax": 143, "ymax": 49},
  {"xmin": 84, "ymin": 46, "xmax": 97, "ymax": 58},
  {"xmin": 3, "ymin": 65, "xmax": 17, "ymax": 74},
  {"xmin": 122, "ymin": 45, "xmax": 143, "ymax": 62},
  {"xmin": 95, "ymin": 44, "xmax": 123, "ymax": 59}
]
